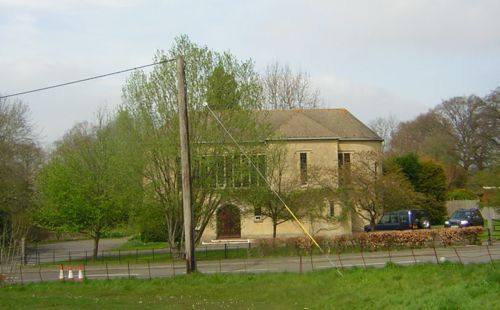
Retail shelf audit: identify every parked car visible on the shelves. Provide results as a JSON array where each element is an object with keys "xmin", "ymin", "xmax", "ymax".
[
  {"xmin": 364, "ymin": 209, "xmax": 431, "ymax": 232},
  {"xmin": 444, "ymin": 208, "xmax": 484, "ymax": 228}
]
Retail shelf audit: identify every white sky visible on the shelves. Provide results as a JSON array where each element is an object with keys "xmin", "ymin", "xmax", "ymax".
[{"xmin": 1, "ymin": 0, "xmax": 499, "ymax": 145}]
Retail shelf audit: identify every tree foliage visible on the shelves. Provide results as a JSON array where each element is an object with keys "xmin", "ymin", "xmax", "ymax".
[
  {"xmin": 206, "ymin": 65, "xmax": 241, "ymax": 110},
  {"xmin": 435, "ymin": 94, "xmax": 499, "ymax": 171},
  {"xmin": 390, "ymin": 112, "xmax": 457, "ymax": 166},
  {"xmin": 386, "ymin": 154, "xmax": 447, "ymax": 224},
  {"xmin": 390, "ymin": 87, "xmax": 499, "ymax": 189},
  {"xmin": 37, "ymin": 112, "xmax": 143, "ymax": 258},
  {"xmin": 122, "ymin": 35, "xmax": 266, "ymax": 248},
  {"xmin": 0, "ymin": 98, "xmax": 41, "ymax": 271},
  {"xmin": 335, "ymin": 151, "xmax": 420, "ymax": 231}
]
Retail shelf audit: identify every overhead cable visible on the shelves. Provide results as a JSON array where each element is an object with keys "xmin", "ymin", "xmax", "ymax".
[{"xmin": 0, "ymin": 58, "xmax": 176, "ymax": 99}]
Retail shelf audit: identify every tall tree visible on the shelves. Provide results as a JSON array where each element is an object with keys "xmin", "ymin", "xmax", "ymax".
[
  {"xmin": 368, "ymin": 115, "xmax": 399, "ymax": 151},
  {"xmin": 435, "ymin": 94, "xmax": 499, "ymax": 171},
  {"xmin": 261, "ymin": 62, "xmax": 321, "ymax": 110},
  {"xmin": 390, "ymin": 112, "xmax": 457, "ymax": 165},
  {"xmin": 390, "ymin": 111, "xmax": 462, "ymax": 187},
  {"xmin": 335, "ymin": 151, "xmax": 420, "ymax": 231},
  {"xmin": 122, "ymin": 35, "xmax": 265, "ymax": 249},
  {"xmin": 386, "ymin": 154, "xmax": 447, "ymax": 224},
  {"xmin": 37, "ymin": 113, "xmax": 143, "ymax": 259},
  {"xmin": 0, "ymin": 98, "xmax": 41, "ymax": 274}
]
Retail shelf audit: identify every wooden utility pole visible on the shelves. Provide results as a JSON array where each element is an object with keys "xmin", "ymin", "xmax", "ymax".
[{"xmin": 177, "ymin": 55, "xmax": 196, "ymax": 273}]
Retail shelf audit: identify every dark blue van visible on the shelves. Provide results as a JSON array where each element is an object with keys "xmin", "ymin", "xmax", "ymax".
[{"xmin": 364, "ymin": 209, "xmax": 431, "ymax": 232}]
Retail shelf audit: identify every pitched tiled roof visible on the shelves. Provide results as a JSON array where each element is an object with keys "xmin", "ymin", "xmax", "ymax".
[{"xmin": 256, "ymin": 108, "xmax": 383, "ymax": 141}]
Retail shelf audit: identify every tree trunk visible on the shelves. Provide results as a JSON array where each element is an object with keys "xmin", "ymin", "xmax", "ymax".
[
  {"xmin": 370, "ymin": 219, "xmax": 376, "ymax": 232},
  {"xmin": 93, "ymin": 231, "xmax": 100, "ymax": 260},
  {"xmin": 272, "ymin": 221, "xmax": 277, "ymax": 238}
]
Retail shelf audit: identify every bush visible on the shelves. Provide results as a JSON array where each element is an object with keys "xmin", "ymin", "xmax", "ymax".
[
  {"xmin": 348, "ymin": 228, "xmax": 482, "ymax": 249},
  {"xmin": 286, "ymin": 227, "xmax": 483, "ymax": 253},
  {"xmin": 251, "ymin": 228, "xmax": 483, "ymax": 257}
]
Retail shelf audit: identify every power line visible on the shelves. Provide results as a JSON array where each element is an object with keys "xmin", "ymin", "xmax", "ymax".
[{"xmin": 0, "ymin": 58, "xmax": 176, "ymax": 100}]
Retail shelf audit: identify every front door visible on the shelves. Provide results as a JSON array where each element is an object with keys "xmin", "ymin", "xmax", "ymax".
[{"xmin": 217, "ymin": 205, "xmax": 241, "ymax": 239}]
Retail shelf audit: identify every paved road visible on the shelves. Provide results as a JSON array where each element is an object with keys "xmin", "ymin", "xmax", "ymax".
[
  {"xmin": 11, "ymin": 242, "xmax": 500, "ymax": 284},
  {"xmin": 31, "ymin": 238, "xmax": 129, "ymax": 253},
  {"xmin": 25, "ymin": 238, "xmax": 130, "ymax": 263}
]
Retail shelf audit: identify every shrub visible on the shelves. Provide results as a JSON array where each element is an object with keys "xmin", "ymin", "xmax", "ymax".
[
  {"xmin": 254, "ymin": 227, "xmax": 483, "ymax": 256},
  {"xmin": 329, "ymin": 234, "xmax": 352, "ymax": 253},
  {"xmin": 350, "ymin": 228, "xmax": 482, "ymax": 249},
  {"xmin": 293, "ymin": 237, "xmax": 314, "ymax": 256}
]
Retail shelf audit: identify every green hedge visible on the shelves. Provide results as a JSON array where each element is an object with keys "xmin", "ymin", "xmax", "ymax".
[{"xmin": 262, "ymin": 227, "xmax": 483, "ymax": 254}]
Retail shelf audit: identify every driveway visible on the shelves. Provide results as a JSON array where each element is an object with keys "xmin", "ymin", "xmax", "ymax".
[{"xmin": 32, "ymin": 238, "xmax": 129, "ymax": 252}]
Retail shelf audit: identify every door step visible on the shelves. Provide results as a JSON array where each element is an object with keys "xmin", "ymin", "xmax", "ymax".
[{"xmin": 202, "ymin": 239, "xmax": 251, "ymax": 245}]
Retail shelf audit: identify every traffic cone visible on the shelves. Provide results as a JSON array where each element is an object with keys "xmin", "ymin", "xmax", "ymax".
[
  {"xmin": 68, "ymin": 266, "xmax": 74, "ymax": 280},
  {"xmin": 59, "ymin": 265, "xmax": 64, "ymax": 281},
  {"xmin": 77, "ymin": 265, "xmax": 84, "ymax": 281}
]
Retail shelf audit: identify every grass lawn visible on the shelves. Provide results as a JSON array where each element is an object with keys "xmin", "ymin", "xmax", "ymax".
[{"xmin": 2, "ymin": 262, "xmax": 498, "ymax": 309}]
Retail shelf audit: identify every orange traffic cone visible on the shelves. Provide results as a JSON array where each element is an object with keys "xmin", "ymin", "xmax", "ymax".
[
  {"xmin": 77, "ymin": 265, "xmax": 84, "ymax": 281},
  {"xmin": 68, "ymin": 266, "xmax": 74, "ymax": 280},
  {"xmin": 59, "ymin": 265, "xmax": 64, "ymax": 281}
]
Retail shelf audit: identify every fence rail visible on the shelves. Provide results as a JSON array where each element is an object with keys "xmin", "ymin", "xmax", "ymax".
[{"xmin": 20, "ymin": 242, "xmax": 253, "ymax": 265}]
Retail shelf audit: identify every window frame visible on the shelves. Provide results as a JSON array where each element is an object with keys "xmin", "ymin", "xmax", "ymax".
[{"xmin": 299, "ymin": 152, "xmax": 308, "ymax": 185}]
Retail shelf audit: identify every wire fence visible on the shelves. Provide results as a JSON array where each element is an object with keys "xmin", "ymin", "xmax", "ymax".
[{"xmin": 3, "ymin": 243, "xmax": 499, "ymax": 285}]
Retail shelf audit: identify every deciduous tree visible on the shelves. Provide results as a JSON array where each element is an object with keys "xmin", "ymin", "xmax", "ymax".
[
  {"xmin": 368, "ymin": 115, "xmax": 399, "ymax": 151},
  {"xmin": 261, "ymin": 62, "xmax": 321, "ymax": 110},
  {"xmin": 37, "ymin": 113, "xmax": 143, "ymax": 259},
  {"xmin": 435, "ymin": 94, "xmax": 498, "ymax": 171},
  {"xmin": 386, "ymin": 154, "xmax": 447, "ymax": 223},
  {"xmin": 122, "ymin": 35, "xmax": 265, "ymax": 248},
  {"xmin": 335, "ymin": 151, "xmax": 420, "ymax": 231},
  {"xmin": 0, "ymin": 98, "xmax": 41, "ymax": 274}
]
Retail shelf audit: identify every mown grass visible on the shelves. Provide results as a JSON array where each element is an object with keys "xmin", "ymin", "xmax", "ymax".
[{"xmin": 2, "ymin": 262, "xmax": 498, "ymax": 309}]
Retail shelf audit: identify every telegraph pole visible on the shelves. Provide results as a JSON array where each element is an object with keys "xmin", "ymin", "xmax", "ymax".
[{"xmin": 177, "ymin": 55, "xmax": 196, "ymax": 273}]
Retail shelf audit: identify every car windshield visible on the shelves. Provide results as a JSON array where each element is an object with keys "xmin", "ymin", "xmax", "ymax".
[{"xmin": 451, "ymin": 211, "xmax": 471, "ymax": 220}]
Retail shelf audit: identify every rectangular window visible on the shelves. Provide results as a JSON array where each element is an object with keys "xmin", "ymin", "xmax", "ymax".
[
  {"xmin": 338, "ymin": 152, "xmax": 351, "ymax": 166},
  {"xmin": 196, "ymin": 153, "xmax": 267, "ymax": 189},
  {"xmin": 216, "ymin": 155, "xmax": 225, "ymax": 188},
  {"xmin": 300, "ymin": 152, "xmax": 308, "ymax": 185},
  {"xmin": 328, "ymin": 200, "xmax": 335, "ymax": 217},
  {"xmin": 233, "ymin": 155, "xmax": 242, "ymax": 188},
  {"xmin": 255, "ymin": 154, "xmax": 267, "ymax": 186},
  {"xmin": 249, "ymin": 155, "xmax": 258, "ymax": 186},
  {"xmin": 225, "ymin": 155, "xmax": 234, "ymax": 188},
  {"xmin": 241, "ymin": 155, "xmax": 250, "ymax": 187},
  {"xmin": 338, "ymin": 152, "xmax": 351, "ymax": 185}
]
